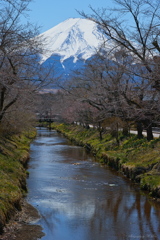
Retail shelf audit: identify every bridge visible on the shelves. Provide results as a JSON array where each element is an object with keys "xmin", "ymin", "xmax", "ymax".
[
  {"xmin": 39, "ymin": 117, "xmax": 55, "ymax": 123},
  {"xmin": 37, "ymin": 113, "xmax": 63, "ymax": 129}
]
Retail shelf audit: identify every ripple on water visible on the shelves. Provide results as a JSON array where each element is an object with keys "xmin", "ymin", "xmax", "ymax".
[{"xmin": 27, "ymin": 128, "xmax": 160, "ymax": 240}]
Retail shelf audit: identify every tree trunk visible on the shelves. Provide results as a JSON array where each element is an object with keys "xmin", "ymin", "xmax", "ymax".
[
  {"xmin": 136, "ymin": 121, "xmax": 143, "ymax": 139},
  {"xmin": 115, "ymin": 122, "xmax": 119, "ymax": 145},
  {"xmin": 144, "ymin": 119, "xmax": 153, "ymax": 141},
  {"xmin": 122, "ymin": 122, "xmax": 129, "ymax": 136},
  {"xmin": 110, "ymin": 123, "xmax": 119, "ymax": 145},
  {"xmin": 98, "ymin": 122, "xmax": 103, "ymax": 140},
  {"xmin": 146, "ymin": 125, "xmax": 153, "ymax": 141}
]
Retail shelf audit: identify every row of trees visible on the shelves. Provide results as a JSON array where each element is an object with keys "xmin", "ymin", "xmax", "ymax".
[
  {"xmin": 45, "ymin": 0, "xmax": 160, "ymax": 141},
  {"xmin": 0, "ymin": 0, "xmax": 54, "ymax": 135},
  {"xmin": 3, "ymin": 0, "xmax": 159, "ymax": 141},
  {"xmin": 2, "ymin": 0, "xmax": 159, "ymax": 141}
]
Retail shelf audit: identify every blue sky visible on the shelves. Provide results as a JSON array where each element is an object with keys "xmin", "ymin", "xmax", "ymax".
[{"xmin": 27, "ymin": 0, "xmax": 114, "ymax": 33}]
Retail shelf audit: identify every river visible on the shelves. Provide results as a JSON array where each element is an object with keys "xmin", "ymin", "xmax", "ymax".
[{"xmin": 26, "ymin": 128, "xmax": 160, "ymax": 240}]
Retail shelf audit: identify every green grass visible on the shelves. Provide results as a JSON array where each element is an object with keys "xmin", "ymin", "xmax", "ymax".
[
  {"xmin": 52, "ymin": 122, "xmax": 160, "ymax": 198},
  {"xmin": 0, "ymin": 129, "xmax": 36, "ymax": 233}
]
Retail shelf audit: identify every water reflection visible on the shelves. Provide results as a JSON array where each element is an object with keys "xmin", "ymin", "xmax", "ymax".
[{"xmin": 27, "ymin": 128, "xmax": 160, "ymax": 240}]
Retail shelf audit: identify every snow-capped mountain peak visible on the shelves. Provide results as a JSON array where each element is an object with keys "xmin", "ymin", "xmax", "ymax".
[{"xmin": 39, "ymin": 18, "xmax": 106, "ymax": 63}]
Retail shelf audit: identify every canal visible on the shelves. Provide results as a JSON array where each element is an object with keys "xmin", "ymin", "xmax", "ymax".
[{"xmin": 26, "ymin": 128, "xmax": 160, "ymax": 240}]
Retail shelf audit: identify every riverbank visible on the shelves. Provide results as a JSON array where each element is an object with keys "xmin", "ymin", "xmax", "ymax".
[
  {"xmin": 0, "ymin": 130, "xmax": 44, "ymax": 238},
  {"xmin": 52, "ymin": 123, "xmax": 160, "ymax": 199},
  {"xmin": 0, "ymin": 199, "xmax": 44, "ymax": 240}
]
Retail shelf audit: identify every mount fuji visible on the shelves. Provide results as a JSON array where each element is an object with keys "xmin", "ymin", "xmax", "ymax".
[{"xmin": 38, "ymin": 18, "xmax": 108, "ymax": 82}]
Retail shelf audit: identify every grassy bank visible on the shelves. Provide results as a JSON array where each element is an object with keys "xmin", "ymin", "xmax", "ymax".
[
  {"xmin": 0, "ymin": 130, "xmax": 36, "ymax": 233},
  {"xmin": 52, "ymin": 123, "xmax": 160, "ymax": 199}
]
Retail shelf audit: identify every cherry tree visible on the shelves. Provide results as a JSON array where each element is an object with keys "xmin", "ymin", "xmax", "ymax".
[{"xmin": 0, "ymin": 0, "xmax": 54, "ymax": 129}]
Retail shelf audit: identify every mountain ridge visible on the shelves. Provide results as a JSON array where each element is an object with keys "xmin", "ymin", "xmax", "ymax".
[
  {"xmin": 38, "ymin": 18, "xmax": 106, "ymax": 64},
  {"xmin": 36, "ymin": 18, "xmax": 108, "ymax": 84}
]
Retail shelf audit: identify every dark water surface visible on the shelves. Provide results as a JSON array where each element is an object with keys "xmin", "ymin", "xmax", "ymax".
[{"xmin": 27, "ymin": 128, "xmax": 160, "ymax": 240}]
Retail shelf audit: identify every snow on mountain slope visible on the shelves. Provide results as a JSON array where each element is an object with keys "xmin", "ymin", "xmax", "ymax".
[{"xmin": 38, "ymin": 18, "xmax": 106, "ymax": 64}]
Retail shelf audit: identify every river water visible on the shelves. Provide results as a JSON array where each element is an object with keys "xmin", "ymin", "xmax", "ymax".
[{"xmin": 26, "ymin": 128, "xmax": 160, "ymax": 240}]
